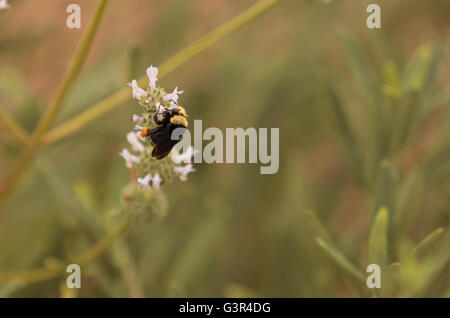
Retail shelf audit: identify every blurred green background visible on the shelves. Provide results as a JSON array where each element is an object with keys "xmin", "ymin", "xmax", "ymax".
[{"xmin": 0, "ymin": 0, "xmax": 449, "ymax": 297}]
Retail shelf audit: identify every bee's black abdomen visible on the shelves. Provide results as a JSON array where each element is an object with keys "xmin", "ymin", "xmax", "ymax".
[{"xmin": 150, "ymin": 124, "xmax": 185, "ymax": 160}]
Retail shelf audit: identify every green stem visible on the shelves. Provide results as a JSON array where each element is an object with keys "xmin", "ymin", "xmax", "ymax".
[
  {"xmin": 0, "ymin": 0, "xmax": 109, "ymax": 208},
  {"xmin": 33, "ymin": 0, "xmax": 109, "ymax": 141},
  {"xmin": 0, "ymin": 105, "xmax": 29, "ymax": 146},
  {"xmin": 76, "ymin": 218, "xmax": 129, "ymax": 266},
  {"xmin": 42, "ymin": 0, "xmax": 284, "ymax": 145},
  {"xmin": 0, "ymin": 217, "xmax": 129, "ymax": 285}
]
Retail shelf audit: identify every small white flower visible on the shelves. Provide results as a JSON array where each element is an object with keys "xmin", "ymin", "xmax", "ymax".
[
  {"xmin": 126, "ymin": 132, "xmax": 145, "ymax": 153},
  {"xmin": 172, "ymin": 146, "xmax": 198, "ymax": 164},
  {"xmin": 163, "ymin": 86, "xmax": 184, "ymax": 103},
  {"xmin": 132, "ymin": 114, "xmax": 143, "ymax": 123},
  {"xmin": 173, "ymin": 164, "xmax": 196, "ymax": 181},
  {"xmin": 127, "ymin": 80, "xmax": 148, "ymax": 100},
  {"xmin": 152, "ymin": 173, "xmax": 162, "ymax": 189},
  {"xmin": 137, "ymin": 174, "xmax": 152, "ymax": 190},
  {"xmin": 0, "ymin": 0, "xmax": 10, "ymax": 10},
  {"xmin": 134, "ymin": 125, "xmax": 145, "ymax": 132},
  {"xmin": 119, "ymin": 148, "xmax": 140, "ymax": 168},
  {"xmin": 147, "ymin": 65, "xmax": 158, "ymax": 89},
  {"xmin": 154, "ymin": 102, "xmax": 164, "ymax": 116}
]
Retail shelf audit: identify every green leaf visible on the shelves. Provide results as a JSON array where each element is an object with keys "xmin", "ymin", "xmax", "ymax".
[
  {"xmin": 315, "ymin": 236, "xmax": 364, "ymax": 282},
  {"xmin": 382, "ymin": 60, "xmax": 402, "ymax": 100},
  {"xmin": 373, "ymin": 160, "xmax": 396, "ymax": 222},
  {"xmin": 395, "ymin": 168, "xmax": 425, "ymax": 235},
  {"xmin": 339, "ymin": 28, "xmax": 381, "ymax": 106},
  {"xmin": 168, "ymin": 200, "xmax": 232, "ymax": 294},
  {"xmin": 404, "ymin": 45, "xmax": 432, "ymax": 92},
  {"xmin": 369, "ymin": 207, "xmax": 389, "ymax": 267},
  {"xmin": 412, "ymin": 227, "xmax": 446, "ymax": 257},
  {"xmin": 414, "ymin": 229, "xmax": 450, "ymax": 296},
  {"xmin": 426, "ymin": 139, "xmax": 450, "ymax": 184},
  {"xmin": 34, "ymin": 157, "xmax": 104, "ymax": 237},
  {"xmin": 328, "ymin": 86, "xmax": 365, "ymax": 183},
  {"xmin": 304, "ymin": 210, "xmax": 334, "ymax": 246},
  {"xmin": 422, "ymin": 44, "xmax": 443, "ymax": 101}
]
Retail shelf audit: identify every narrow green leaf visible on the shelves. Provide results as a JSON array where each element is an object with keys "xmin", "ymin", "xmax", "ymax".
[
  {"xmin": 401, "ymin": 91, "xmax": 421, "ymax": 147},
  {"xmin": 395, "ymin": 168, "xmax": 425, "ymax": 235},
  {"xmin": 373, "ymin": 160, "xmax": 396, "ymax": 221},
  {"xmin": 425, "ymin": 139, "xmax": 450, "ymax": 184},
  {"xmin": 339, "ymin": 29, "xmax": 387, "ymax": 160},
  {"xmin": 369, "ymin": 207, "xmax": 389, "ymax": 267},
  {"xmin": 412, "ymin": 227, "xmax": 446, "ymax": 257},
  {"xmin": 328, "ymin": 86, "xmax": 365, "ymax": 183},
  {"xmin": 404, "ymin": 45, "xmax": 432, "ymax": 92},
  {"xmin": 304, "ymin": 210, "xmax": 334, "ymax": 245},
  {"xmin": 339, "ymin": 28, "xmax": 381, "ymax": 106},
  {"xmin": 34, "ymin": 157, "xmax": 104, "ymax": 237},
  {"xmin": 382, "ymin": 60, "xmax": 402, "ymax": 100},
  {"xmin": 315, "ymin": 236, "xmax": 364, "ymax": 282},
  {"xmin": 414, "ymin": 229, "xmax": 450, "ymax": 296}
]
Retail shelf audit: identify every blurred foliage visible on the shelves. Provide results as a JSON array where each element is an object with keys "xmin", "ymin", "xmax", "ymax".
[{"xmin": 0, "ymin": 0, "xmax": 449, "ymax": 297}]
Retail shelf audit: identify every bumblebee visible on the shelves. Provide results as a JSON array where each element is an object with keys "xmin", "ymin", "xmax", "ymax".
[{"xmin": 139, "ymin": 106, "xmax": 189, "ymax": 160}]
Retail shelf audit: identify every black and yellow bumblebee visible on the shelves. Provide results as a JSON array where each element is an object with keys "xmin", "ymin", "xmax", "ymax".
[{"xmin": 139, "ymin": 106, "xmax": 189, "ymax": 160}]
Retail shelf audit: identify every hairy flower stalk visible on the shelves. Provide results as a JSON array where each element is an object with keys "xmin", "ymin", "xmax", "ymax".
[{"xmin": 120, "ymin": 65, "xmax": 195, "ymax": 222}]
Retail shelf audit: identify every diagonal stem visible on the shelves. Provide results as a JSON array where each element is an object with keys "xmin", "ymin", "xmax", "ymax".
[
  {"xmin": 0, "ymin": 105, "xmax": 29, "ymax": 146},
  {"xmin": 0, "ymin": 217, "xmax": 129, "ymax": 285},
  {"xmin": 33, "ymin": 0, "xmax": 109, "ymax": 140},
  {"xmin": 0, "ymin": 0, "xmax": 109, "ymax": 209},
  {"xmin": 42, "ymin": 0, "xmax": 284, "ymax": 145}
]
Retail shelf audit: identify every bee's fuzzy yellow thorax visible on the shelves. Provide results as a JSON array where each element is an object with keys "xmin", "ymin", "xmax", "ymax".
[
  {"xmin": 170, "ymin": 115, "xmax": 188, "ymax": 127},
  {"xmin": 177, "ymin": 107, "xmax": 187, "ymax": 117}
]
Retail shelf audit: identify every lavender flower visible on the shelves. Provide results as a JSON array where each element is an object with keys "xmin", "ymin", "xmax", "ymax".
[{"xmin": 119, "ymin": 149, "xmax": 140, "ymax": 168}]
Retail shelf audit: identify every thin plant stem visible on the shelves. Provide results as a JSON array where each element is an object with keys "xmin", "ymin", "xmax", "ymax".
[
  {"xmin": 33, "ymin": 0, "xmax": 109, "ymax": 141},
  {"xmin": 42, "ymin": 0, "xmax": 284, "ymax": 145},
  {"xmin": 76, "ymin": 217, "xmax": 129, "ymax": 266},
  {"xmin": 0, "ymin": 105, "xmax": 29, "ymax": 146},
  {"xmin": 0, "ymin": 164, "xmax": 136, "ymax": 285},
  {"xmin": 0, "ymin": 0, "xmax": 109, "ymax": 208},
  {"xmin": 0, "ymin": 217, "xmax": 129, "ymax": 285}
]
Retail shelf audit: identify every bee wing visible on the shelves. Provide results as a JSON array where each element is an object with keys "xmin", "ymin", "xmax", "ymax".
[
  {"xmin": 150, "ymin": 124, "xmax": 183, "ymax": 160},
  {"xmin": 151, "ymin": 142, "xmax": 178, "ymax": 160},
  {"xmin": 149, "ymin": 125, "xmax": 166, "ymax": 145}
]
